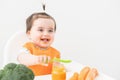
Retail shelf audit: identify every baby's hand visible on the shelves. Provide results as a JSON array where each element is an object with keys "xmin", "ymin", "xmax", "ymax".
[{"xmin": 38, "ymin": 55, "xmax": 51, "ymax": 66}]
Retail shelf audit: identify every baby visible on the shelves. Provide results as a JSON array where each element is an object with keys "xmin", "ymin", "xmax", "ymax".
[{"xmin": 17, "ymin": 12, "xmax": 60, "ymax": 76}]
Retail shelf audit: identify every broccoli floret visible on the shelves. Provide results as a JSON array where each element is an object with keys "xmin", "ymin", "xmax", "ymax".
[
  {"xmin": 12, "ymin": 64, "xmax": 34, "ymax": 80},
  {"xmin": 0, "ymin": 63, "xmax": 35, "ymax": 80},
  {"xmin": 1, "ymin": 69, "xmax": 13, "ymax": 80},
  {"xmin": 0, "ymin": 70, "xmax": 4, "ymax": 79},
  {"xmin": 0, "ymin": 63, "xmax": 17, "ymax": 80},
  {"xmin": 4, "ymin": 63, "xmax": 17, "ymax": 71}
]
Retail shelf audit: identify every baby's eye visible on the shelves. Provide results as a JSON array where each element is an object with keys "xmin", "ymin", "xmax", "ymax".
[
  {"xmin": 38, "ymin": 29, "xmax": 43, "ymax": 32},
  {"xmin": 48, "ymin": 29, "xmax": 54, "ymax": 33}
]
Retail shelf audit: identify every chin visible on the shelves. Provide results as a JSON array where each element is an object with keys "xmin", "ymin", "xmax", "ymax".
[{"xmin": 41, "ymin": 45, "xmax": 49, "ymax": 48}]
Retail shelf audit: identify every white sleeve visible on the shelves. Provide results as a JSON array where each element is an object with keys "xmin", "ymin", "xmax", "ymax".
[
  {"xmin": 19, "ymin": 47, "xmax": 31, "ymax": 54},
  {"xmin": 18, "ymin": 47, "xmax": 39, "ymax": 66}
]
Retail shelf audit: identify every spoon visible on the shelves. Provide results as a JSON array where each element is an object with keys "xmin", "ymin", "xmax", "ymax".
[{"xmin": 51, "ymin": 58, "xmax": 72, "ymax": 63}]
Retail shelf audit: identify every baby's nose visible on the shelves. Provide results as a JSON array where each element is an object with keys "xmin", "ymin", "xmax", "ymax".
[{"xmin": 43, "ymin": 31, "xmax": 49, "ymax": 35}]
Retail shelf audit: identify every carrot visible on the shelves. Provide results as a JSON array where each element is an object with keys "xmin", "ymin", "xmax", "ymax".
[
  {"xmin": 85, "ymin": 68, "xmax": 98, "ymax": 80},
  {"xmin": 78, "ymin": 66, "xmax": 90, "ymax": 80},
  {"xmin": 69, "ymin": 72, "xmax": 79, "ymax": 80},
  {"xmin": 69, "ymin": 66, "xmax": 98, "ymax": 80}
]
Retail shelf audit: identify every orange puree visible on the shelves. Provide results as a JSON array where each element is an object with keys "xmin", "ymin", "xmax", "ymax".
[{"xmin": 52, "ymin": 63, "xmax": 66, "ymax": 80}]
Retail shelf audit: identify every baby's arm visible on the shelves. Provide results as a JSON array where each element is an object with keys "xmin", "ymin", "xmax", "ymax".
[
  {"xmin": 18, "ymin": 53, "xmax": 51, "ymax": 66},
  {"xmin": 17, "ymin": 48, "xmax": 51, "ymax": 66},
  {"xmin": 17, "ymin": 53, "xmax": 40, "ymax": 66}
]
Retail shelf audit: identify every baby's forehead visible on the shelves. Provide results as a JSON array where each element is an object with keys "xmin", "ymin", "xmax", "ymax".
[
  {"xmin": 37, "ymin": 27, "xmax": 55, "ymax": 30},
  {"xmin": 35, "ymin": 17, "xmax": 53, "ymax": 20},
  {"xmin": 32, "ymin": 18, "xmax": 55, "ymax": 28},
  {"xmin": 34, "ymin": 18, "xmax": 55, "ymax": 24}
]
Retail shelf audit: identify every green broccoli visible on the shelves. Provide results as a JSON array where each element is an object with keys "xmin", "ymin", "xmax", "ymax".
[{"xmin": 0, "ymin": 63, "xmax": 35, "ymax": 80}]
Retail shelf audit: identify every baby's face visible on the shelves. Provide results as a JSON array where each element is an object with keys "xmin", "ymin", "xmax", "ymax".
[{"xmin": 27, "ymin": 18, "xmax": 55, "ymax": 48}]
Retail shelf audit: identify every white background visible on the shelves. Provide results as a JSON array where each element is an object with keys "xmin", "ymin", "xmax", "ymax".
[{"xmin": 0, "ymin": 0, "xmax": 120, "ymax": 79}]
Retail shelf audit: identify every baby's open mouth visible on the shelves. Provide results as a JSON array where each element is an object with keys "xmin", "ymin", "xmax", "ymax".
[{"xmin": 41, "ymin": 38, "xmax": 50, "ymax": 42}]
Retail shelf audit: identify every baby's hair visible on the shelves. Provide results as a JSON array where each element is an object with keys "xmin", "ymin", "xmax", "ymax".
[
  {"xmin": 26, "ymin": 12, "xmax": 56, "ymax": 33},
  {"xmin": 42, "ymin": 4, "xmax": 45, "ymax": 11}
]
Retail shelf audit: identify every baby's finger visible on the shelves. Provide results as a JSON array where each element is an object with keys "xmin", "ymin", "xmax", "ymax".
[
  {"xmin": 42, "ymin": 55, "xmax": 46, "ymax": 63},
  {"xmin": 38, "ymin": 55, "xmax": 48, "ymax": 66},
  {"xmin": 39, "ymin": 56, "xmax": 43, "ymax": 63},
  {"xmin": 46, "ymin": 56, "xmax": 51, "ymax": 63},
  {"xmin": 38, "ymin": 55, "xmax": 46, "ymax": 63}
]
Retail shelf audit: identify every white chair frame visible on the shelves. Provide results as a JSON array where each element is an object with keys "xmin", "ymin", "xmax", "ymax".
[{"xmin": 3, "ymin": 31, "xmax": 29, "ymax": 65}]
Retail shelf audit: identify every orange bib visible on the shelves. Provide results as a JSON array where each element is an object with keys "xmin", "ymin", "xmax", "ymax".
[{"xmin": 24, "ymin": 42, "xmax": 60, "ymax": 76}]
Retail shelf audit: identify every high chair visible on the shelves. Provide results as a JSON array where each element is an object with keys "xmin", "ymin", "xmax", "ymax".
[
  {"xmin": 3, "ymin": 31, "xmax": 116, "ymax": 80},
  {"xmin": 3, "ymin": 31, "xmax": 29, "ymax": 66}
]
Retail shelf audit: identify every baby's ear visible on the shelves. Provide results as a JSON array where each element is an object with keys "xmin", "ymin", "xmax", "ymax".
[
  {"xmin": 26, "ymin": 31, "xmax": 30, "ymax": 35},
  {"xmin": 26, "ymin": 31, "xmax": 31, "ymax": 39}
]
